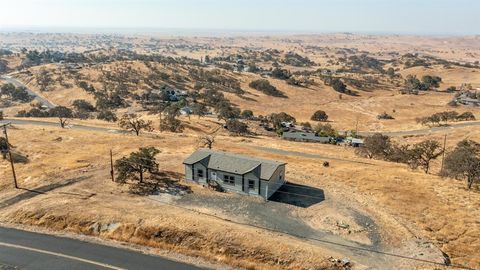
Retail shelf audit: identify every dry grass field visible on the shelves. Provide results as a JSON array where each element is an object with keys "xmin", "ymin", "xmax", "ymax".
[{"xmin": 1, "ymin": 33, "xmax": 480, "ymax": 269}]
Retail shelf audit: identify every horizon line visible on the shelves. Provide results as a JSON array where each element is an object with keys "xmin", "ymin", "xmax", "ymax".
[{"xmin": 1, "ymin": 25, "xmax": 479, "ymax": 38}]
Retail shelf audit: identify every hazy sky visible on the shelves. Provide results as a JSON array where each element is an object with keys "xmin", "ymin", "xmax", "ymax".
[{"xmin": 1, "ymin": 0, "xmax": 479, "ymax": 35}]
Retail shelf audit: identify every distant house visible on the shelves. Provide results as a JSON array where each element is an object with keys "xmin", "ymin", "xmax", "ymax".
[
  {"xmin": 282, "ymin": 131, "xmax": 331, "ymax": 143},
  {"xmin": 454, "ymin": 92, "xmax": 480, "ymax": 106},
  {"xmin": 345, "ymin": 137, "xmax": 364, "ymax": 147},
  {"xmin": 180, "ymin": 106, "xmax": 192, "ymax": 115},
  {"xmin": 183, "ymin": 149, "xmax": 286, "ymax": 199},
  {"xmin": 151, "ymin": 86, "xmax": 188, "ymax": 102}
]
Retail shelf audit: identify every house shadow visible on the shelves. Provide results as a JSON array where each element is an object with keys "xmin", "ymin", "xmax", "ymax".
[{"xmin": 268, "ymin": 181, "xmax": 325, "ymax": 208}]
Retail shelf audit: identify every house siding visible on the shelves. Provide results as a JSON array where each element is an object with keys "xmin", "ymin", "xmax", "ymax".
[
  {"xmin": 184, "ymin": 150, "xmax": 286, "ymax": 199},
  {"xmin": 244, "ymin": 167, "xmax": 261, "ymax": 196},
  {"xmin": 208, "ymin": 169, "xmax": 244, "ymax": 193},
  {"xmin": 192, "ymin": 162, "xmax": 208, "ymax": 184},
  {"xmin": 185, "ymin": 164, "xmax": 193, "ymax": 181},
  {"xmin": 262, "ymin": 165, "xmax": 286, "ymax": 199}
]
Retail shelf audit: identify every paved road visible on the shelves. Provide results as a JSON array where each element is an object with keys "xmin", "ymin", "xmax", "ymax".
[
  {"xmin": 3, "ymin": 117, "xmax": 480, "ymax": 138},
  {"xmin": 0, "ymin": 118, "xmax": 124, "ymax": 134},
  {"xmin": 0, "ymin": 75, "xmax": 57, "ymax": 109},
  {"xmin": 0, "ymin": 226, "xmax": 204, "ymax": 270}
]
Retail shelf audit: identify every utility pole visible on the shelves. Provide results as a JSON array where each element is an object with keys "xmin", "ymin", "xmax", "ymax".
[
  {"xmin": 110, "ymin": 149, "xmax": 115, "ymax": 182},
  {"xmin": 355, "ymin": 116, "xmax": 359, "ymax": 138},
  {"xmin": 440, "ymin": 134, "xmax": 447, "ymax": 173},
  {"xmin": 2, "ymin": 123, "xmax": 18, "ymax": 189}
]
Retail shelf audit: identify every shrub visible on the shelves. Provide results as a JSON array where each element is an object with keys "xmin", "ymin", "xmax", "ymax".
[
  {"xmin": 226, "ymin": 119, "xmax": 249, "ymax": 135},
  {"xmin": 97, "ymin": 110, "xmax": 118, "ymax": 122},
  {"xmin": 377, "ymin": 112, "xmax": 394, "ymax": 120},
  {"xmin": 240, "ymin": 110, "xmax": 254, "ymax": 119},
  {"xmin": 311, "ymin": 110, "xmax": 328, "ymax": 122},
  {"xmin": 457, "ymin": 112, "xmax": 476, "ymax": 121}
]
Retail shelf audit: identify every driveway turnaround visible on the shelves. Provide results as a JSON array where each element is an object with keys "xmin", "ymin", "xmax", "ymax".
[{"xmin": 0, "ymin": 226, "xmax": 204, "ymax": 270}]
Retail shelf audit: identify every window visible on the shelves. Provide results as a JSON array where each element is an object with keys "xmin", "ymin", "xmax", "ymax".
[
  {"xmin": 248, "ymin": 179, "xmax": 255, "ymax": 190},
  {"xmin": 197, "ymin": 169, "xmax": 204, "ymax": 178},
  {"xmin": 223, "ymin": 175, "xmax": 235, "ymax": 185}
]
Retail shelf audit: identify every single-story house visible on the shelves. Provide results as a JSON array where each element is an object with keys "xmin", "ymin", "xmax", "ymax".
[
  {"xmin": 151, "ymin": 86, "xmax": 188, "ymax": 102},
  {"xmin": 183, "ymin": 149, "xmax": 286, "ymax": 199},
  {"xmin": 345, "ymin": 137, "xmax": 364, "ymax": 147},
  {"xmin": 282, "ymin": 131, "xmax": 331, "ymax": 143}
]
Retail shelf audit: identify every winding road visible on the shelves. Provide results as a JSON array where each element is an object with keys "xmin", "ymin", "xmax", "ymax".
[
  {"xmin": 1, "ymin": 75, "xmax": 479, "ymax": 137},
  {"xmin": 0, "ymin": 226, "xmax": 203, "ymax": 270},
  {"xmin": 0, "ymin": 75, "xmax": 56, "ymax": 109}
]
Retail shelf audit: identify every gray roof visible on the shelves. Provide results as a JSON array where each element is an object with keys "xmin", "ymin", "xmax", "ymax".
[
  {"xmin": 183, "ymin": 149, "xmax": 285, "ymax": 180},
  {"xmin": 282, "ymin": 131, "xmax": 331, "ymax": 142}
]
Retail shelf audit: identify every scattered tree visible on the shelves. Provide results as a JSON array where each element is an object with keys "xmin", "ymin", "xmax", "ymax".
[
  {"xmin": 442, "ymin": 140, "xmax": 480, "ymax": 189},
  {"xmin": 49, "ymin": 106, "xmax": 73, "ymax": 128},
  {"xmin": 115, "ymin": 147, "xmax": 160, "ymax": 183},
  {"xmin": 119, "ymin": 113, "xmax": 154, "ymax": 136},
  {"xmin": 72, "ymin": 99, "xmax": 95, "ymax": 112},
  {"xmin": 240, "ymin": 110, "xmax": 254, "ymax": 120},
  {"xmin": 311, "ymin": 110, "xmax": 329, "ymax": 122},
  {"xmin": 226, "ymin": 119, "xmax": 249, "ymax": 135},
  {"xmin": 191, "ymin": 103, "xmax": 208, "ymax": 118},
  {"xmin": 377, "ymin": 112, "xmax": 394, "ymax": 120},
  {"xmin": 407, "ymin": 140, "xmax": 444, "ymax": 173},
  {"xmin": 357, "ymin": 133, "xmax": 391, "ymax": 159},
  {"xmin": 249, "ymin": 79, "xmax": 286, "ymax": 98},
  {"xmin": 97, "ymin": 110, "xmax": 118, "ymax": 122},
  {"xmin": 457, "ymin": 112, "xmax": 476, "ymax": 121},
  {"xmin": 36, "ymin": 68, "xmax": 53, "ymax": 91},
  {"xmin": 314, "ymin": 123, "xmax": 336, "ymax": 137}
]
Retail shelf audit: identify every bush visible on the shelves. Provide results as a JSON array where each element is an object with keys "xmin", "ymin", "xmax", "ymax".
[
  {"xmin": 314, "ymin": 123, "xmax": 336, "ymax": 137},
  {"xmin": 226, "ymin": 119, "xmax": 249, "ymax": 135},
  {"xmin": 72, "ymin": 99, "xmax": 95, "ymax": 112},
  {"xmin": 457, "ymin": 112, "xmax": 476, "ymax": 121},
  {"xmin": 240, "ymin": 110, "xmax": 254, "ymax": 119},
  {"xmin": 271, "ymin": 68, "xmax": 291, "ymax": 80},
  {"xmin": 356, "ymin": 133, "xmax": 392, "ymax": 159},
  {"xmin": 249, "ymin": 79, "xmax": 286, "ymax": 98},
  {"xmin": 97, "ymin": 110, "xmax": 118, "ymax": 122},
  {"xmin": 311, "ymin": 110, "xmax": 328, "ymax": 122},
  {"xmin": 377, "ymin": 112, "xmax": 394, "ymax": 120}
]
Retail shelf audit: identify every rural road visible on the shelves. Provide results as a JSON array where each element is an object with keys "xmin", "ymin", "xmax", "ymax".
[
  {"xmin": 2, "ymin": 117, "xmax": 480, "ymax": 137},
  {"xmin": 0, "ymin": 75, "xmax": 57, "ymax": 109},
  {"xmin": 0, "ymin": 226, "xmax": 203, "ymax": 270}
]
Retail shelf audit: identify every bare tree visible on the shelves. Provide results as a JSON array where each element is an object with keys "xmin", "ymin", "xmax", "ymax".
[
  {"xmin": 197, "ymin": 125, "xmax": 221, "ymax": 149},
  {"xmin": 199, "ymin": 134, "xmax": 216, "ymax": 149}
]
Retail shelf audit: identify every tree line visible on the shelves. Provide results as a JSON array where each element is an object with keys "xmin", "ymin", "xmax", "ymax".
[{"xmin": 357, "ymin": 133, "xmax": 480, "ymax": 189}]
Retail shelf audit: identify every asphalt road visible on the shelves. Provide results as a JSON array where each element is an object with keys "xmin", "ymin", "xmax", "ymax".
[
  {"xmin": 0, "ymin": 118, "xmax": 123, "ymax": 134},
  {"xmin": 0, "ymin": 75, "xmax": 57, "ymax": 109},
  {"xmin": 0, "ymin": 226, "xmax": 204, "ymax": 270},
  {"xmin": 2, "ymin": 117, "xmax": 480, "ymax": 138}
]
